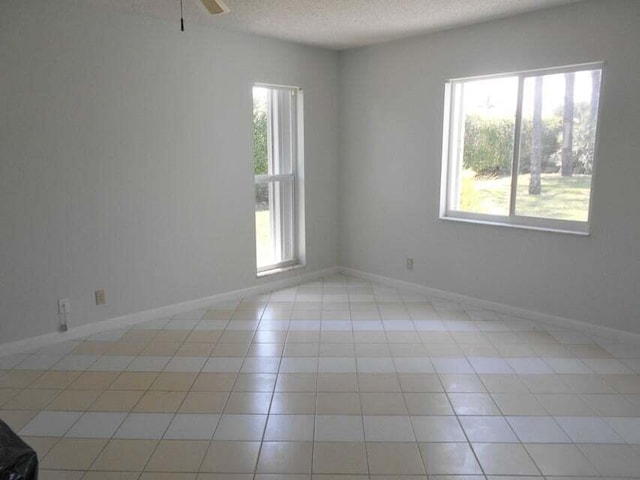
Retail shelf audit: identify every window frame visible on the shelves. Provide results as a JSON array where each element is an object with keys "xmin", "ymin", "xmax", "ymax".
[
  {"xmin": 440, "ymin": 62, "xmax": 604, "ymax": 235},
  {"xmin": 253, "ymin": 83, "xmax": 305, "ymax": 275}
]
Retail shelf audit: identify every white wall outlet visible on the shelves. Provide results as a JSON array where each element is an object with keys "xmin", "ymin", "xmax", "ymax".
[
  {"xmin": 406, "ymin": 257, "xmax": 414, "ymax": 270},
  {"xmin": 57, "ymin": 298, "xmax": 70, "ymax": 315}
]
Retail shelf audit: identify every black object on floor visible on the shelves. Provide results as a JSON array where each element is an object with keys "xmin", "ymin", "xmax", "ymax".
[{"xmin": 0, "ymin": 419, "xmax": 38, "ymax": 480}]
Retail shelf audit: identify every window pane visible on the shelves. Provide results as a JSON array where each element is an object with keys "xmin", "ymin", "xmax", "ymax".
[
  {"xmin": 449, "ymin": 76, "xmax": 518, "ymax": 216},
  {"xmin": 253, "ymin": 87, "xmax": 269, "ymax": 176},
  {"xmin": 515, "ymin": 69, "xmax": 600, "ymax": 221},
  {"xmin": 255, "ymin": 180, "xmax": 295, "ymax": 270}
]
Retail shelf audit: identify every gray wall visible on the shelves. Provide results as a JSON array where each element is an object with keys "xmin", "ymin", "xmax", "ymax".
[
  {"xmin": 339, "ymin": 0, "xmax": 640, "ymax": 333},
  {"xmin": 0, "ymin": 0, "xmax": 339, "ymax": 343}
]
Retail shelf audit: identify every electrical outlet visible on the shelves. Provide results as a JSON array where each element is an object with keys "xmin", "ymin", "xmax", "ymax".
[
  {"xmin": 95, "ymin": 289, "xmax": 106, "ymax": 305},
  {"xmin": 406, "ymin": 258, "xmax": 414, "ymax": 270},
  {"xmin": 57, "ymin": 298, "xmax": 71, "ymax": 315}
]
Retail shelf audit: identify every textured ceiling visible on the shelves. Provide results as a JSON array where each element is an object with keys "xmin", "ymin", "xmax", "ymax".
[{"xmin": 83, "ymin": 0, "xmax": 585, "ymax": 50}]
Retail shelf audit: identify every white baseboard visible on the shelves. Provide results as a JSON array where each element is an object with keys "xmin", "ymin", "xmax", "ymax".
[
  {"xmin": 340, "ymin": 266, "xmax": 640, "ymax": 346},
  {"xmin": 0, "ymin": 266, "xmax": 340, "ymax": 357}
]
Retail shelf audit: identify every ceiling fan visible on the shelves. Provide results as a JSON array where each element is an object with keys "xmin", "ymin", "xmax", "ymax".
[{"xmin": 180, "ymin": 0, "xmax": 229, "ymax": 31}]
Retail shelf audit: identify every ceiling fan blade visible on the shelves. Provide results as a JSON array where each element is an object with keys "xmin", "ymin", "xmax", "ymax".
[{"xmin": 201, "ymin": 0, "xmax": 229, "ymax": 14}]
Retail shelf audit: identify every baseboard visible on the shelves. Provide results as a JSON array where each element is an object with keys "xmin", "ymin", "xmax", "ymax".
[
  {"xmin": 0, "ymin": 266, "xmax": 340, "ymax": 357},
  {"xmin": 340, "ymin": 266, "xmax": 640, "ymax": 346}
]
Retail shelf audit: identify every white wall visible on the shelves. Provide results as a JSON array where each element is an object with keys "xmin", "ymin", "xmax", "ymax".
[
  {"xmin": 0, "ymin": 0, "xmax": 339, "ymax": 343},
  {"xmin": 339, "ymin": 1, "xmax": 640, "ymax": 333}
]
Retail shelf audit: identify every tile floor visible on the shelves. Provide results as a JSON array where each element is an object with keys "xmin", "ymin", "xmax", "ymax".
[{"xmin": 1, "ymin": 273, "xmax": 640, "ymax": 479}]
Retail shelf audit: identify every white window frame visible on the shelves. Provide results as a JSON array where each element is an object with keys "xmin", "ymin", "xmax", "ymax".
[
  {"xmin": 254, "ymin": 83, "xmax": 305, "ymax": 275},
  {"xmin": 440, "ymin": 62, "xmax": 604, "ymax": 235}
]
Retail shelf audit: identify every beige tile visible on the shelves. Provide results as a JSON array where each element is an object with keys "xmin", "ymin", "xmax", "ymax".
[
  {"xmin": 313, "ymin": 442, "xmax": 368, "ymax": 475},
  {"xmin": 141, "ymin": 341, "xmax": 182, "ymax": 356},
  {"xmin": 46, "ymin": 389, "xmax": 102, "ymax": 411},
  {"xmin": 179, "ymin": 392, "xmax": 229, "ymax": 413},
  {"xmin": 358, "ymin": 373, "xmax": 401, "ymax": 392},
  {"xmin": 176, "ymin": 343, "xmax": 215, "ymax": 356},
  {"xmin": 360, "ymin": 392, "xmax": 407, "ymax": 414},
  {"xmin": 492, "ymin": 393, "xmax": 548, "ymax": 415},
  {"xmin": 200, "ymin": 441, "xmax": 260, "ymax": 473},
  {"xmin": 134, "ymin": 390, "xmax": 187, "ymax": 412},
  {"xmin": 110, "ymin": 372, "xmax": 158, "ymax": 391},
  {"xmin": 186, "ymin": 330, "xmax": 222, "ymax": 343},
  {"xmin": 367, "ymin": 442, "xmax": 425, "ymax": 475},
  {"xmin": 419, "ymin": 442, "xmax": 482, "ymax": 475},
  {"xmin": 525, "ymin": 444, "xmax": 597, "ymax": 476},
  {"xmin": 284, "ymin": 343, "xmax": 319, "ymax": 357},
  {"xmin": 479, "ymin": 374, "xmax": 529, "ymax": 393},
  {"xmin": 404, "ymin": 393, "xmax": 453, "ymax": 415},
  {"xmin": 257, "ymin": 441, "xmax": 313, "ymax": 474},
  {"xmin": 139, "ymin": 474, "xmax": 196, "ymax": 480},
  {"xmin": 83, "ymin": 473, "xmax": 140, "ymax": 480},
  {"xmin": 398, "ymin": 373, "xmax": 443, "ymax": 393},
  {"xmin": 218, "ymin": 331, "xmax": 254, "ymax": 344},
  {"xmin": 270, "ymin": 393, "xmax": 316, "ymax": 414},
  {"xmin": 70, "ymin": 371, "xmax": 120, "ymax": 390},
  {"xmin": 41, "ymin": 438, "xmax": 107, "ymax": 470},
  {"xmin": 521, "ymin": 375, "xmax": 571, "ymax": 394},
  {"xmin": 534, "ymin": 394, "xmax": 595, "ymax": 416},
  {"xmin": 0, "ymin": 388, "xmax": 18, "ymax": 406},
  {"xmin": 202, "ymin": 309, "xmax": 234, "ymax": 320},
  {"xmin": 155, "ymin": 330, "xmax": 191, "ymax": 342},
  {"xmin": 145, "ymin": 440, "xmax": 209, "ymax": 472},
  {"xmin": 89, "ymin": 390, "xmax": 145, "ymax": 412},
  {"xmin": 106, "ymin": 341, "xmax": 148, "ymax": 356},
  {"xmin": 557, "ymin": 375, "xmax": 614, "ymax": 393},
  {"xmin": 578, "ymin": 443, "xmax": 640, "ymax": 477},
  {"xmin": 29, "ymin": 370, "xmax": 81, "ymax": 389},
  {"xmin": 91, "ymin": 439, "xmax": 158, "ymax": 471},
  {"xmin": 473, "ymin": 443, "xmax": 539, "ymax": 475},
  {"xmin": 448, "ymin": 393, "xmax": 500, "ymax": 415},
  {"xmin": 567, "ymin": 344, "xmax": 613, "ymax": 358},
  {"xmin": 73, "ymin": 341, "xmax": 113, "ymax": 355},
  {"xmin": 191, "ymin": 374, "xmax": 236, "ymax": 392},
  {"xmin": 439, "ymin": 374, "xmax": 486, "ymax": 393},
  {"xmin": 276, "ymin": 374, "xmax": 317, "ymax": 392},
  {"xmin": 210, "ymin": 343, "xmax": 249, "ymax": 357},
  {"xmin": 319, "ymin": 343, "xmax": 355, "ymax": 357},
  {"xmin": 0, "ymin": 409, "xmax": 38, "ymax": 431},
  {"xmin": 316, "ymin": 374, "xmax": 358, "ymax": 392},
  {"xmin": 316, "ymin": 392, "xmax": 361, "ymax": 414},
  {"xmin": 224, "ymin": 392, "xmax": 272, "ymax": 414},
  {"xmin": 3, "ymin": 388, "xmax": 61, "ymax": 410},
  {"xmin": 21, "ymin": 436, "xmax": 59, "ymax": 459},
  {"xmin": 601, "ymin": 374, "xmax": 640, "ymax": 393},
  {"xmin": 151, "ymin": 372, "xmax": 198, "ymax": 391},
  {"xmin": 121, "ymin": 329, "xmax": 161, "ymax": 342},
  {"xmin": 39, "ymin": 471, "xmax": 83, "ymax": 480},
  {"xmin": 0, "ymin": 370, "xmax": 43, "ymax": 388},
  {"xmin": 233, "ymin": 374, "xmax": 276, "ymax": 392}
]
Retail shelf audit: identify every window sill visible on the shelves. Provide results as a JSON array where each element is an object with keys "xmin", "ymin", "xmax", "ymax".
[
  {"xmin": 257, "ymin": 263, "xmax": 305, "ymax": 278},
  {"xmin": 440, "ymin": 214, "xmax": 590, "ymax": 236}
]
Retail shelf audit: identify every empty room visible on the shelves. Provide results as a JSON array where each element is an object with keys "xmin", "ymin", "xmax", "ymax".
[{"xmin": 1, "ymin": 0, "xmax": 640, "ymax": 478}]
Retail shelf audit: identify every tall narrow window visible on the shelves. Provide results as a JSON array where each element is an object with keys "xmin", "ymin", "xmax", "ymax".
[
  {"xmin": 253, "ymin": 84, "xmax": 304, "ymax": 273},
  {"xmin": 441, "ymin": 64, "xmax": 602, "ymax": 234}
]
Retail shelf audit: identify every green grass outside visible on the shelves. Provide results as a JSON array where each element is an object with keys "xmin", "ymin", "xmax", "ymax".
[{"xmin": 460, "ymin": 171, "xmax": 592, "ymax": 221}]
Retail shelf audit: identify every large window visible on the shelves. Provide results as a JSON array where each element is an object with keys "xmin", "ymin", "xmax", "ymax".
[
  {"xmin": 441, "ymin": 64, "xmax": 602, "ymax": 234},
  {"xmin": 253, "ymin": 84, "xmax": 304, "ymax": 273}
]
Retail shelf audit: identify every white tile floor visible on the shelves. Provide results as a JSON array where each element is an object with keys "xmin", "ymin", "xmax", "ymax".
[{"xmin": 1, "ymin": 273, "xmax": 640, "ymax": 478}]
